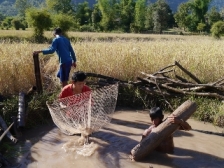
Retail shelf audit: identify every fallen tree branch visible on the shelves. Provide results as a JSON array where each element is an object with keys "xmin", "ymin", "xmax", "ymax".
[
  {"xmin": 86, "ymin": 72, "xmax": 128, "ymax": 83},
  {"xmin": 141, "ymin": 72, "xmax": 224, "ymax": 91},
  {"xmin": 175, "ymin": 61, "xmax": 202, "ymax": 84},
  {"xmin": 153, "ymin": 64, "xmax": 175, "ymax": 76}
]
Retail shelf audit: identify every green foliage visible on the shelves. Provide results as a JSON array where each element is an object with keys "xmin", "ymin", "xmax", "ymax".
[
  {"xmin": 76, "ymin": 1, "xmax": 92, "ymax": 26},
  {"xmin": 25, "ymin": 92, "xmax": 56, "ymax": 127},
  {"xmin": 80, "ymin": 25, "xmax": 95, "ymax": 32},
  {"xmin": 174, "ymin": 2, "xmax": 192, "ymax": 30},
  {"xmin": 1, "ymin": 17, "xmax": 14, "ymax": 29},
  {"xmin": 133, "ymin": 0, "xmax": 146, "ymax": 33},
  {"xmin": 120, "ymin": 0, "xmax": 135, "ymax": 32},
  {"xmin": 52, "ymin": 13, "xmax": 77, "ymax": 37},
  {"xmin": 175, "ymin": 0, "xmax": 212, "ymax": 32},
  {"xmin": 211, "ymin": 20, "xmax": 224, "ymax": 38},
  {"xmin": 152, "ymin": 0, "xmax": 173, "ymax": 33},
  {"xmin": 197, "ymin": 22, "xmax": 206, "ymax": 32},
  {"xmin": 206, "ymin": 7, "xmax": 222, "ymax": 26},
  {"xmin": 25, "ymin": 8, "xmax": 52, "ymax": 40},
  {"xmin": 190, "ymin": 0, "xmax": 212, "ymax": 22},
  {"xmin": 189, "ymin": 97, "xmax": 221, "ymax": 123},
  {"xmin": 46, "ymin": 0, "xmax": 75, "ymax": 14},
  {"xmin": 0, "ymin": 91, "xmax": 58, "ymax": 128},
  {"xmin": 1, "ymin": 95, "xmax": 18, "ymax": 125},
  {"xmin": 98, "ymin": 0, "xmax": 115, "ymax": 31},
  {"xmin": 91, "ymin": 4, "xmax": 101, "ymax": 30},
  {"xmin": 144, "ymin": 4, "xmax": 154, "ymax": 30},
  {"xmin": 11, "ymin": 18, "xmax": 23, "ymax": 30}
]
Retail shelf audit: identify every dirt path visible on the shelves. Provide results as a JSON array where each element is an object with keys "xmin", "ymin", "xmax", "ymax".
[{"xmin": 7, "ymin": 109, "xmax": 224, "ymax": 168}]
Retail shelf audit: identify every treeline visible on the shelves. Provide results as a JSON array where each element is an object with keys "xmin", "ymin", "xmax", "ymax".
[{"xmin": 0, "ymin": 0, "xmax": 224, "ymax": 38}]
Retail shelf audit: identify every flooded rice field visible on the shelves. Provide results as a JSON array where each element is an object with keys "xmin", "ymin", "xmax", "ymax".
[{"xmin": 8, "ymin": 109, "xmax": 224, "ymax": 168}]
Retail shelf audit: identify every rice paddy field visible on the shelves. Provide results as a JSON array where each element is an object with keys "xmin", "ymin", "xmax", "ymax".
[{"xmin": 0, "ymin": 30, "xmax": 224, "ymax": 95}]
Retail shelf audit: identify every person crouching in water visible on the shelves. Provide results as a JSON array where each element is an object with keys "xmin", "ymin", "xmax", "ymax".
[
  {"xmin": 59, "ymin": 71, "xmax": 91, "ymax": 99},
  {"xmin": 141, "ymin": 107, "xmax": 191, "ymax": 153},
  {"xmin": 59, "ymin": 71, "xmax": 92, "ymax": 144}
]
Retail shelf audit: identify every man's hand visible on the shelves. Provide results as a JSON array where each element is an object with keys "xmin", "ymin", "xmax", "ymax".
[
  {"xmin": 72, "ymin": 62, "xmax": 77, "ymax": 68},
  {"xmin": 33, "ymin": 51, "xmax": 42, "ymax": 54},
  {"xmin": 167, "ymin": 114, "xmax": 191, "ymax": 130},
  {"xmin": 167, "ymin": 114, "xmax": 181, "ymax": 124}
]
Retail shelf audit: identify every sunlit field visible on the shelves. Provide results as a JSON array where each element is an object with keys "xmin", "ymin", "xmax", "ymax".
[{"xmin": 0, "ymin": 30, "xmax": 224, "ymax": 95}]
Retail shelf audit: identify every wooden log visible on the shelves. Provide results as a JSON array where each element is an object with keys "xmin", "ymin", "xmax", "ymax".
[{"xmin": 130, "ymin": 100, "xmax": 197, "ymax": 161}]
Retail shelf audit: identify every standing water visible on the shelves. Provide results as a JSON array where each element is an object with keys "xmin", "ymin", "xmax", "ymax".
[{"xmin": 9, "ymin": 110, "xmax": 224, "ymax": 168}]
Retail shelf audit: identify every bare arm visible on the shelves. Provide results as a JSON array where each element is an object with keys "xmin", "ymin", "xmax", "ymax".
[
  {"xmin": 141, "ymin": 125, "xmax": 155, "ymax": 141},
  {"xmin": 167, "ymin": 114, "xmax": 192, "ymax": 131}
]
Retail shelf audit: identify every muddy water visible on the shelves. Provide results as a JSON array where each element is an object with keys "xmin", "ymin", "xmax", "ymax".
[{"xmin": 11, "ymin": 109, "xmax": 224, "ymax": 168}]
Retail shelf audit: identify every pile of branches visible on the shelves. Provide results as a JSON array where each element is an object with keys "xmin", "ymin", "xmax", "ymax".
[{"xmin": 86, "ymin": 61, "xmax": 224, "ymax": 103}]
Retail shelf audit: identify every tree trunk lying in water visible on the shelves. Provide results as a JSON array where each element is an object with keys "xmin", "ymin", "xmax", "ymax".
[{"xmin": 130, "ymin": 100, "xmax": 197, "ymax": 161}]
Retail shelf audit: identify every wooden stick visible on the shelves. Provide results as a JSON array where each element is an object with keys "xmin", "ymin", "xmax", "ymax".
[
  {"xmin": 175, "ymin": 61, "xmax": 202, "ymax": 84},
  {"xmin": 153, "ymin": 64, "xmax": 175, "ymax": 76},
  {"xmin": 86, "ymin": 72, "xmax": 128, "ymax": 83},
  {"xmin": 212, "ymin": 77, "xmax": 224, "ymax": 86}
]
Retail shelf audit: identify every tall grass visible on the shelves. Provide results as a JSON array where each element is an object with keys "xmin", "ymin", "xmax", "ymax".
[
  {"xmin": 0, "ymin": 31, "xmax": 224, "ymax": 127},
  {"xmin": 1, "ymin": 32, "xmax": 224, "ymax": 95}
]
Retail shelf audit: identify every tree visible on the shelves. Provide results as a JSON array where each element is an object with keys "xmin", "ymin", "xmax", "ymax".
[
  {"xmin": 120, "ymin": 0, "xmax": 135, "ymax": 32},
  {"xmin": 46, "ymin": 0, "xmax": 75, "ymax": 14},
  {"xmin": 26, "ymin": 8, "xmax": 52, "ymax": 40},
  {"xmin": 190, "ymin": 0, "xmax": 212, "ymax": 23},
  {"xmin": 175, "ymin": 0, "xmax": 212, "ymax": 32},
  {"xmin": 144, "ymin": 4, "xmax": 154, "ymax": 31},
  {"xmin": 11, "ymin": 18, "xmax": 22, "ymax": 30},
  {"xmin": 98, "ymin": 0, "xmax": 115, "ymax": 31},
  {"xmin": 76, "ymin": 1, "xmax": 92, "ymax": 26},
  {"xmin": 133, "ymin": 0, "xmax": 146, "ymax": 32},
  {"xmin": 197, "ymin": 22, "xmax": 206, "ymax": 32},
  {"xmin": 15, "ymin": 0, "xmax": 31, "ymax": 18},
  {"xmin": 152, "ymin": 0, "xmax": 173, "ymax": 33},
  {"xmin": 52, "ymin": 13, "xmax": 77, "ymax": 36},
  {"xmin": 1, "ymin": 17, "xmax": 13, "ymax": 29},
  {"xmin": 211, "ymin": 21, "xmax": 224, "ymax": 39},
  {"xmin": 206, "ymin": 7, "xmax": 222, "ymax": 26},
  {"xmin": 91, "ymin": 4, "xmax": 101, "ymax": 30},
  {"xmin": 174, "ymin": 3, "xmax": 192, "ymax": 31}
]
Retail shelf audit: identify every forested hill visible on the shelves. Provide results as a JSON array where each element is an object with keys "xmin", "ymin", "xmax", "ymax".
[
  {"xmin": 0, "ymin": 0, "xmax": 223, "ymax": 16},
  {"xmin": 148, "ymin": 0, "xmax": 224, "ymax": 11}
]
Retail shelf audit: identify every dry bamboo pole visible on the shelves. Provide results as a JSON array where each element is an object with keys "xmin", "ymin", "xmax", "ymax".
[{"xmin": 130, "ymin": 100, "xmax": 197, "ymax": 161}]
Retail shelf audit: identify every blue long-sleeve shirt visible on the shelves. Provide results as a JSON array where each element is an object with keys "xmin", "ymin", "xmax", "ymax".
[{"xmin": 42, "ymin": 35, "xmax": 76, "ymax": 64}]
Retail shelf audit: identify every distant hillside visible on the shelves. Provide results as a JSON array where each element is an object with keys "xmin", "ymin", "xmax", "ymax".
[
  {"xmin": 148, "ymin": 0, "xmax": 224, "ymax": 12},
  {"xmin": 0, "ymin": 0, "xmax": 223, "ymax": 16}
]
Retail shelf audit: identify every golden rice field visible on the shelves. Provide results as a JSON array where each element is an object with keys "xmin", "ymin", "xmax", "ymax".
[{"xmin": 0, "ymin": 30, "xmax": 224, "ymax": 95}]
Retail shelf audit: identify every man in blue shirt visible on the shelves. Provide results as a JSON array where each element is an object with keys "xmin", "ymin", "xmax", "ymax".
[{"xmin": 34, "ymin": 28, "xmax": 76, "ymax": 87}]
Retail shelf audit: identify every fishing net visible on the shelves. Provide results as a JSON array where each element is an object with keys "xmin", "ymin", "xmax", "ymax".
[{"xmin": 46, "ymin": 84, "xmax": 118, "ymax": 136}]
